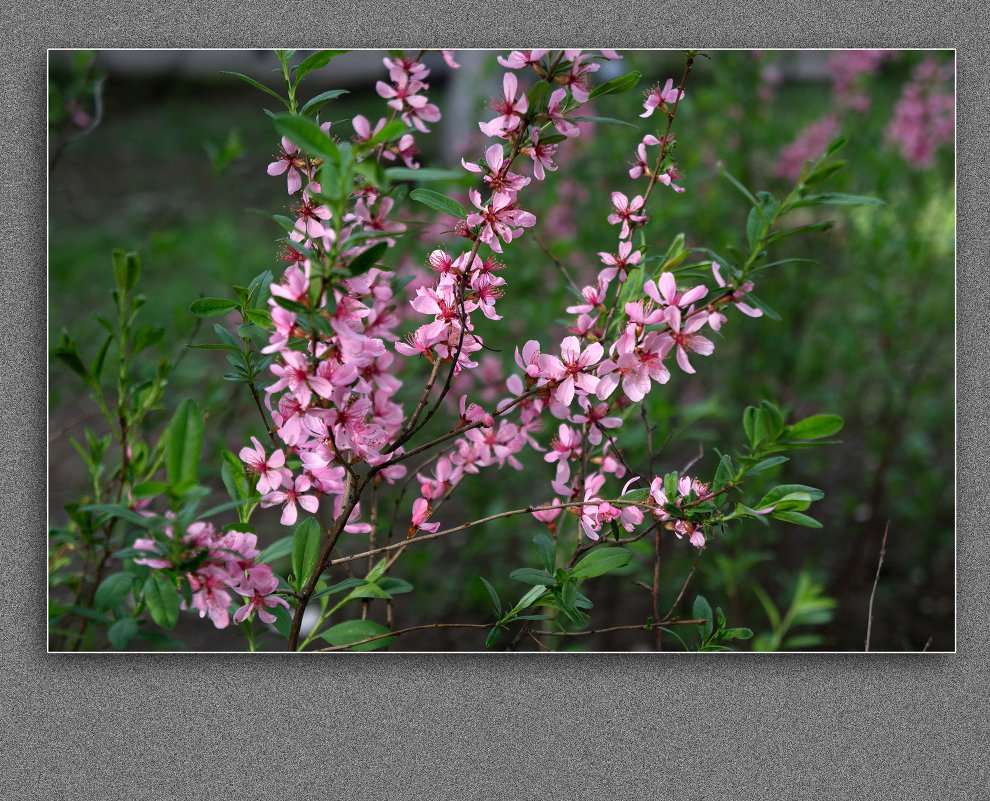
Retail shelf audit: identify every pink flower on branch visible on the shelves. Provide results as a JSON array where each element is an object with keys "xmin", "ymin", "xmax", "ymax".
[
  {"xmin": 641, "ymin": 78, "xmax": 685, "ymax": 118},
  {"xmin": 662, "ymin": 306, "xmax": 715, "ymax": 374},
  {"xmin": 466, "ymin": 189, "xmax": 536, "ymax": 253},
  {"xmin": 261, "ymin": 474, "xmax": 320, "ymax": 526},
  {"xmin": 539, "ymin": 336, "xmax": 604, "ymax": 407},
  {"xmin": 479, "ymin": 73, "xmax": 529, "ymax": 138},
  {"xmin": 267, "ymin": 137, "xmax": 309, "ymax": 194},
  {"xmin": 607, "ymin": 192, "xmax": 647, "ymax": 239}
]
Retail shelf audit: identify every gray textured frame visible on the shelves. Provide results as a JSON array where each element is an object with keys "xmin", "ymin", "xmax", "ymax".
[{"xmin": 10, "ymin": 4, "xmax": 986, "ymax": 797}]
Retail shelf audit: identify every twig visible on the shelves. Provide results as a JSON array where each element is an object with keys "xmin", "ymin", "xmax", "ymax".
[
  {"xmin": 314, "ymin": 622, "xmax": 489, "ymax": 651},
  {"xmin": 865, "ymin": 520, "xmax": 889, "ymax": 652},
  {"xmin": 532, "ymin": 619, "xmax": 706, "ymax": 638},
  {"xmin": 680, "ymin": 442, "xmax": 704, "ymax": 475},
  {"xmin": 528, "ymin": 228, "xmax": 580, "ymax": 291},
  {"xmin": 662, "ymin": 546, "xmax": 704, "ymax": 620}
]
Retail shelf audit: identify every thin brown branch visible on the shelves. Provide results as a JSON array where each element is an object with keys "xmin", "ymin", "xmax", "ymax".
[
  {"xmin": 662, "ymin": 546, "xmax": 705, "ymax": 620},
  {"xmin": 865, "ymin": 520, "xmax": 889, "ymax": 652},
  {"xmin": 314, "ymin": 622, "xmax": 489, "ymax": 651},
  {"xmin": 532, "ymin": 619, "xmax": 707, "ymax": 638}
]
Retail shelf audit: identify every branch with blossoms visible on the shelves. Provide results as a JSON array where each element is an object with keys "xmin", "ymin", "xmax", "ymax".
[{"xmin": 56, "ymin": 49, "xmax": 885, "ymax": 652}]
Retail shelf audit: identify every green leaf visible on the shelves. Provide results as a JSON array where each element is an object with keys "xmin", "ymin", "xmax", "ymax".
[
  {"xmin": 758, "ymin": 484, "xmax": 824, "ymax": 510},
  {"xmin": 166, "ymin": 399, "xmax": 203, "ymax": 489},
  {"xmin": 509, "ymin": 568, "xmax": 557, "ymax": 586},
  {"xmin": 310, "ymin": 577, "xmax": 368, "ymax": 601},
  {"xmin": 717, "ymin": 162, "xmax": 759, "ymax": 208},
  {"xmin": 294, "ymin": 49, "xmax": 348, "ymax": 83},
  {"xmin": 291, "ymin": 517, "xmax": 322, "ymax": 586},
  {"xmin": 112, "ymin": 250, "xmax": 141, "ymax": 294},
  {"xmin": 346, "ymin": 582, "xmax": 392, "ymax": 600},
  {"xmin": 567, "ymin": 115, "xmax": 637, "ymax": 128},
  {"xmin": 764, "ymin": 221, "xmax": 834, "ymax": 246},
  {"xmin": 533, "ymin": 533, "xmax": 556, "ymax": 574},
  {"xmin": 759, "ymin": 400, "xmax": 784, "ymax": 440},
  {"xmin": 300, "ymin": 88, "xmax": 350, "ymax": 115},
  {"xmin": 802, "ymin": 193, "xmax": 883, "ymax": 207},
  {"xmin": 589, "ymin": 70, "xmax": 641, "ymax": 99},
  {"xmin": 345, "ymin": 241, "xmax": 389, "ymax": 276},
  {"xmin": 107, "ymin": 617, "xmax": 139, "ymax": 650},
  {"xmin": 770, "ymin": 510, "xmax": 823, "ymax": 528},
  {"xmin": 409, "ymin": 188, "xmax": 468, "ymax": 220},
  {"xmin": 272, "ymin": 113, "xmax": 340, "ymax": 163},
  {"xmin": 485, "ymin": 627, "xmax": 501, "ymax": 648},
  {"xmin": 259, "ymin": 535, "xmax": 294, "ymax": 564},
  {"xmin": 131, "ymin": 481, "xmax": 167, "ymax": 499},
  {"xmin": 713, "ymin": 454, "xmax": 734, "ymax": 491},
  {"xmin": 81, "ymin": 503, "xmax": 159, "ymax": 528},
  {"xmin": 377, "ymin": 577, "xmax": 414, "ymax": 595},
  {"xmin": 745, "ymin": 455, "xmax": 789, "ymax": 475},
  {"xmin": 365, "ymin": 557, "xmax": 388, "ymax": 584},
  {"xmin": 693, "ymin": 595, "xmax": 713, "ymax": 638},
  {"xmin": 746, "ymin": 206, "xmax": 764, "ymax": 253},
  {"xmin": 786, "ymin": 414, "xmax": 844, "ymax": 440},
  {"xmin": 320, "ymin": 619, "xmax": 394, "ymax": 651},
  {"xmin": 478, "ymin": 576, "xmax": 502, "ymax": 616},
  {"xmin": 365, "ymin": 119, "xmax": 409, "ymax": 146},
  {"xmin": 94, "ymin": 573, "xmax": 134, "ymax": 611},
  {"xmin": 189, "ymin": 298, "xmax": 239, "ymax": 318},
  {"xmin": 570, "ymin": 547, "xmax": 632, "ymax": 580},
  {"xmin": 507, "ymin": 584, "xmax": 549, "ymax": 617},
  {"xmin": 143, "ymin": 572, "xmax": 180, "ymax": 629},
  {"xmin": 221, "ymin": 71, "xmax": 289, "ymax": 107},
  {"xmin": 724, "ymin": 627, "xmax": 754, "ymax": 640},
  {"xmin": 385, "ymin": 167, "xmax": 464, "ymax": 182},
  {"xmin": 53, "ymin": 332, "xmax": 89, "ymax": 382},
  {"xmin": 221, "ymin": 450, "xmax": 258, "ymax": 524}
]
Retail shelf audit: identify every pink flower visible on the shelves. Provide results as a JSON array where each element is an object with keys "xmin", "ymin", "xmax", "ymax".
[
  {"xmin": 409, "ymin": 497, "xmax": 441, "ymax": 536},
  {"xmin": 497, "ymin": 50, "xmax": 549, "ymax": 70},
  {"xmin": 597, "ymin": 240, "xmax": 642, "ymax": 284},
  {"xmin": 711, "ymin": 261, "xmax": 763, "ymax": 319},
  {"xmin": 479, "ymin": 73, "xmax": 529, "ymax": 138},
  {"xmin": 547, "ymin": 88, "xmax": 581, "ymax": 138},
  {"xmin": 641, "ymin": 79, "xmax": 684, "ymax": 118},
  {"xmin": 466, "ymin": 189, "xmax": 536, "ymax": 253},
  {"xmin": 663, "ymin": 306, "xmax": 715, "ymax": 374},
  {"xmin": 521, "ymin": 128, "xmax": 558, "ymax": 181},
  {"xmin": 607, "ymin": 192, "xmax": 647, "ymax": 239},
  {"xmin": 540, "ymin": 336, "xmax": 604, "ymax": 407},
  {"xmin": 261, "ymin": 474, "xmax": 320, "ymax": 526},
  {"xmin": 628, "ymin": 134, "xmax": 661, "ymax": 179},
  {"xmin": 531, "ymin": 498, "xmax": 562, "ymax": 526},
  {"xmin": 239, "ymin": 436, "xmax": 288, "ymax": 494},
  {"xmin": 267, "ymin": 137, "xmax": 308, "ymax": 194},
  {"xmin": 267, "ymin": 351, "xmax": 334, "ymax": 407},
  {"xmin": 644, "ymin": 272, "xmax": 708, "ymax": 312},
  {"xmin": 188, "ymin": 566, "xmax": 233, "ymax": 629}
]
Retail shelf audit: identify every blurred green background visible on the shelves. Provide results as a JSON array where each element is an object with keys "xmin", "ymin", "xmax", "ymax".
[{"xmin": 49, "ymin": 50, "xmax": 954, "ymax": 651}]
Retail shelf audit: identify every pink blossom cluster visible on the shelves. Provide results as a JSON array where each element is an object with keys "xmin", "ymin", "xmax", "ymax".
[
  {"xmin": 827, "ymin": 50, "xmax": 897, "ymax": 111},
  {"xmin": 401, "ymin": 52, "xmax": 619, "ymax": 535},
  {"xmin": 773, "ymin": 115, "xmax": 842, "ymax": 181},
  {"xmin": 134, "ymin": 520, "xmax": 288, "ymax": 628},
  {"xmin": 255, "ymin": 60, "xmax": 457, "ymax": 539},
  {"xmin": 886, "ymin": 56, "xmax": 954, "ymax": 168},
  {"xmin": 375, "ymin": 54, "xmax": 442, "ymax": 133},
  {"xmin": 647, "ymin": 474, "xmax": 715, "ymax": 548}
]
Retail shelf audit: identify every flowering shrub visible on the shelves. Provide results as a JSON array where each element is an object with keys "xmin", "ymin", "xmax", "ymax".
[{"xmin": 51, "ymin": 49, "xmax": 921, "ymax": 652}]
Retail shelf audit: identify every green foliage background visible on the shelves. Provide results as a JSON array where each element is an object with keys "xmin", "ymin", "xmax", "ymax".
[{"xmin": 49, "ymin": 50, "xmax": 953, "ymax": 650}]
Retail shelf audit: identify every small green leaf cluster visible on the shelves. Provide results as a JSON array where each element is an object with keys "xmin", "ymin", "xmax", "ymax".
[
  {"xmin": 690, "ymin": 595, "xmax": 753, "ymax": 651},
  {"xmin": 480, "ymin": 535, "xmax": 633, "ymax": 647}
]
